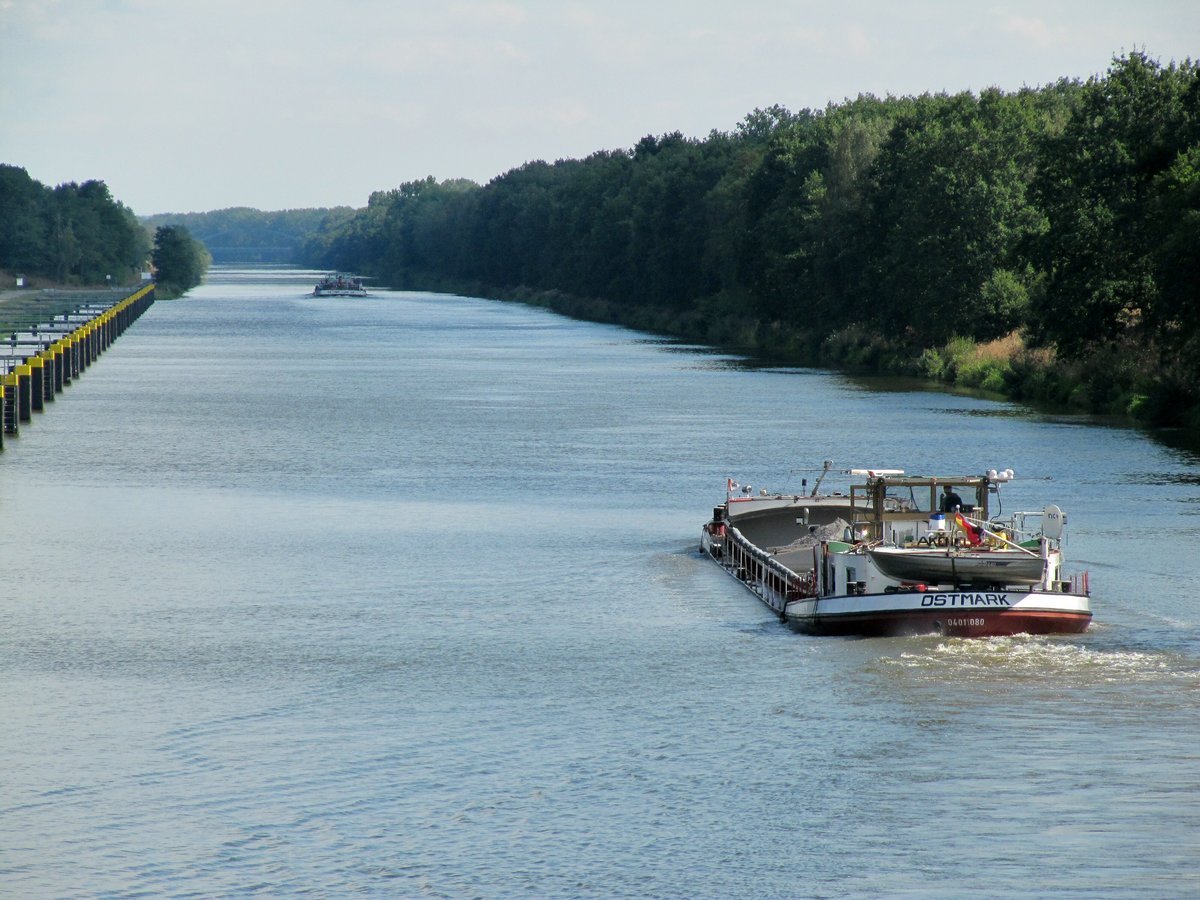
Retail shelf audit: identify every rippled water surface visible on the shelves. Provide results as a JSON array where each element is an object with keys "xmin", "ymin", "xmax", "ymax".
[{"xmin": 2, "ymin": 267, "xmax": 1198, "ymax": 898}]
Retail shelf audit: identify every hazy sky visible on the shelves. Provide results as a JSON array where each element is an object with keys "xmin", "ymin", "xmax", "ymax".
[{"xmin": 2, "ymin": 1, "xmax": 1197, "ymax": 215}]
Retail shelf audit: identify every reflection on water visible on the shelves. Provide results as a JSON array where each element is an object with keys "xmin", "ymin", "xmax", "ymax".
[{"xmin": 1116, "ymin": 470, "xmax": 1200, "ymax": 486}]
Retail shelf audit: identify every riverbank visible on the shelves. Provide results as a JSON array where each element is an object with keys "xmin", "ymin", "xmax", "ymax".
[
  {"xmin": 395, "ymin": 274, "xmax": 1200, "ymax": 435},
  {"xmin": 818, "ymin": 323, "xmax": 1200, "ymax": 432}
]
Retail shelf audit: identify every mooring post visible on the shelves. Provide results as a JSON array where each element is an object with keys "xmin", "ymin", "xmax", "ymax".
[
  {"xmin": 40, "ymin": 349, "xmax": 55, "ymax": 403},
  {"xmin": 3, "ymin": 372, "xmax": 19, "ymax": 434},
  {"xmin": 79, "ymin": 324, "xmax": 93, "ymax": 370},
  {"xmin": 29, "ymin": 355, "xmax": 44, "ymax": 412},
  {"xmin": 16, "ymin": 363, "xmax": 32, "ymax": 422},
  {"xmin": 53, "ymin": 340, "xmax": 67, "ymax": 389}
]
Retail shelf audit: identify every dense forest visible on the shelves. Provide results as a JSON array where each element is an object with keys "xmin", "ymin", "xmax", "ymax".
[
  {"xmin": 302, "ymin": 52, "xmax": 1200, "ymax": 429},
  {"xmin": 143, "ymin": 207, "xmax": 356, "ymax": 263},
  {"xmin": 0, "ymin": 164, "xmax": 149, "ymax": 285}
]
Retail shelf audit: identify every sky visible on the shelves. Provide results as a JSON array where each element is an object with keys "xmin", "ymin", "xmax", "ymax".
[{"xmin": 2, "ymin": 1, "xmax": 1198, "ymax": 215}]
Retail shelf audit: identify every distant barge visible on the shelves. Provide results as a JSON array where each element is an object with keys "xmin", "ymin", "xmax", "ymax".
[{"xmin": 312, "ymin": 273, "xmax": 367, "ymax": 297}]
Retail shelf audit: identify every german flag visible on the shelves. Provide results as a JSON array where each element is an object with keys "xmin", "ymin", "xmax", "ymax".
[{"xmin": 954, "ymin": 512, "xmax": 983, "ymax": 546}]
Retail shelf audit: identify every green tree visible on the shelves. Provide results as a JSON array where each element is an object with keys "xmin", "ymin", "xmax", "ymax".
[
  {"xmin": 152, "ymin": 225, "xmax": 209, "ymax": 296},
  {"xmin": 861, "ymin": 89, "xmax": 1046, "ymax": 343},
  {"xmin": 1150, "ymin": 146, "xmax": 1200, "ymax": 367},
  {"xmin": 0, "ymin": 167, "xmax": 147, "ymax": 285},
  {"xmin": 0, "ymin": 164, "xmax": 50, "ymax": 273},
  {"xmin": 1032, "ymin": 52, "xmax": 1199, "ymax": 357}
]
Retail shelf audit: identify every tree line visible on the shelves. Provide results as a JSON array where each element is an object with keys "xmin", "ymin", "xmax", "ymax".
[
  {"xmin": 0, "ymin": 164, "xmax": 210, "ymax": 297},
  {"xmin": 144, "ymin": 207, "xmax": 357, "ymax": 263},
  {"xmin": 301, "ymin": 52, "xmax": 1200, "ymax": 428},
  {"xmin": 0, "ymin": 164, "xmax": 149, "ymax": 285}
]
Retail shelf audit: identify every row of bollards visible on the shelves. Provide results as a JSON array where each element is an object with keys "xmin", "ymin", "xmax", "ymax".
[{"xmin": 0, "ymin": 283, "xmax": 156, "ymax": 447}]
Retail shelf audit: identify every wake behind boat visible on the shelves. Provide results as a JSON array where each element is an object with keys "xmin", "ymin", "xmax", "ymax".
[
  {"xmin": 312, "ymin": 272, "xmax": 368, "ymax": 297},
  {"xmin": 700, "ymin": 464, "xmax": 1092, "ymax": 638}
]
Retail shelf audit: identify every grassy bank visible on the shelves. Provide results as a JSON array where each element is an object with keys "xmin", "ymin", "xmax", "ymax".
[{"xmin": 921, "ymin": 334, "xmax": 1200, "ymax": 430}]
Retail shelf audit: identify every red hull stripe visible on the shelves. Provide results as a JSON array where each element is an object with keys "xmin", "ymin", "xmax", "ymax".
[{"xmin": 788, "ymin": 608, "xmax": 1092, "ymax": 638}]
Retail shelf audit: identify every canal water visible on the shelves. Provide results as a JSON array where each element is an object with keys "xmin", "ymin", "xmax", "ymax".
[{"xmin": 1, "ymin": 267, "xmax": 1197, "ymax": 898}]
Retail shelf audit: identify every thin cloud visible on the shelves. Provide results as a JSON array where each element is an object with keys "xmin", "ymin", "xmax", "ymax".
[
  {"xmin": 450, "ymin": 1, "xmax": 528, "ymax": 27},
  {"xmin": 1000, "ymin": 14, "xmax": 1067, "ymax": 47},
  {"xmin": 845, "ymin": 23, "xmax": 873, "ymax": 57}
]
